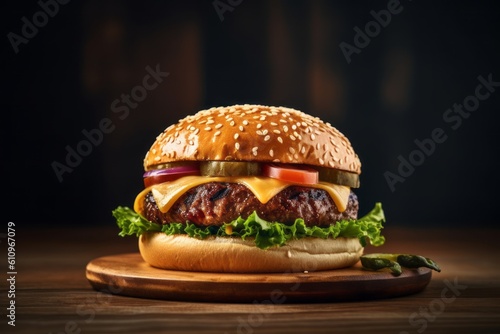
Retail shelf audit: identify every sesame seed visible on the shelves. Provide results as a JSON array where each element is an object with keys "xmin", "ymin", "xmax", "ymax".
[
  {"xmin": 154, "ymin": 156, "xmax": 161, "ymax": 161},
  {"xmin": 214, "ymin": 131, "xmax": 221, "ymax": 136},
  {"xmin": 204, "ymin": 126, "xmax": 212, "ymax": 131},
  {"xmin": 290, "ymin": 135, "xmax": 296, "ymax": 141},
  {"xmin": 269, "ymin": 149, "xmax": 274, "ymax": 157},
  {"xmin": 329, "ymin": 161, "xmax": 335, "ymax": 167},
  {"xmin": 270, "ymin": 122, "xmax": 278, "ymax": 126},
  {"xmin": 230, "ymin": 121, "xmax": 235, "ymax": 126},
  {"xmin": 239, "ymin": 125, "xmax": 244, "ymax": 132},
  {"xmin": 152, "ymin": 148, "xmax": 157, "ymax": 154},
  {"xmin": 283, "ymin": 125, "xmax": 289, "ymax": 132},
  {"xmin": 193, "ymin": 128, "xmax": 200, "ymax": 135},
  {"xmin": 310, "ymin": 134, "xmax": 316, "ymax": 140},
  {"xmin": 319, "ymin": 158, "xmax": 325, "ymax": 165},
  {"xmin": 235, "ymin": 142, "xmax": 240, "ymax": 150},
  {"xmin": 257, "ymin": 123, "xmax": 262, "ymax": 129},
  {"xmin": 273, "ymin": 129, "xmax": 281, "ymax": 134},
  {"xmin": 234, "ymin": 133, "xmax": 239, "ymax": 140},
  {"xmin": 206, "ymin": 120, "xmax": 215, "ymax": 125},
  {"xmin": 215, "ymin": 123, "xmax": 223, "ymax": 129},
  {"xmin": 289, "ymin": 147, "xmax": 296, "ymax": 154},
  {"xmin": 277, "ymin": 137, "xmax": 283, "ymax": 144},
  {"xmin": 264, "ymin": 135, "xmax": 270, "ymax": 141}
]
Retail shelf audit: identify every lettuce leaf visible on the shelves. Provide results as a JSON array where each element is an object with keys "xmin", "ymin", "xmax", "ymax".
[
  {"xmin": 113, "ymin": 206, "xmax": 161, "ymax": 237},
  {"xmin": 113, "ymin": 203, "xmax": 386, "ymax": 249}
]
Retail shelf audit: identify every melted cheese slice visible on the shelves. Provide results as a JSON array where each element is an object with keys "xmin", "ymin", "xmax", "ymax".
[{"xmin": 134, "ymin": 176, "xmax": 351, "ymax": 215}]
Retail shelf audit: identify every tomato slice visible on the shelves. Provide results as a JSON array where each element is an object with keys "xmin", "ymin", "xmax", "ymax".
[
  {"xmin": 143, "ymin": 166, "xmax": 199, "ymax": 187},
  {"xmin": 262, "ymin": 164, "xmax": 318, "ymax": 185}
]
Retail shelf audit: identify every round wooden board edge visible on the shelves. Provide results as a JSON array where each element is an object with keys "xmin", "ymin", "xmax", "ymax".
[{"xmin": 86, "ymin": 253, "xmax": 432, "ymax": 303}]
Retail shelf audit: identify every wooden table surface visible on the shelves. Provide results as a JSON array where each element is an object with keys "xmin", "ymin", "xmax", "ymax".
[{"xmin": 3, "ymin": 225, "xmax": 499, "ymax": 334}]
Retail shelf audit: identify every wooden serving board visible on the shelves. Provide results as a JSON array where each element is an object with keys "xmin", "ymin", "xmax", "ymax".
[{"xmin": 86, "ymin": 253, "xmax": 432, "ymax": 303}]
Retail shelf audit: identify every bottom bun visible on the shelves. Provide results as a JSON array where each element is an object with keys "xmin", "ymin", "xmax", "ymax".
[{"xmin": 139, "ymin": 232, "xmax": 363, "ymax": 273}]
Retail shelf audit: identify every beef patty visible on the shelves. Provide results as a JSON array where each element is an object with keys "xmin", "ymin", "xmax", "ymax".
[{"xmin": 143, "ymin": 182, "xmax": 359, "ymax": 227}]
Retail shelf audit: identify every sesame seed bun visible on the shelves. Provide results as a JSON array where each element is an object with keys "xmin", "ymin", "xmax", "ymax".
[
  {"xmin": 139, "ymin": 232, "xmax": 363, "ymax": 273},
  {"xmin": 143, "ymin": 104, "xmax": 361, "ymax": 174}
]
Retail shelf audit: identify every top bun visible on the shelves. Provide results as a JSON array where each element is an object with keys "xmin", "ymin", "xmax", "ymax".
[{"xmin": 144, "ymin": 104, "xmax": 361, "ymax": 174}]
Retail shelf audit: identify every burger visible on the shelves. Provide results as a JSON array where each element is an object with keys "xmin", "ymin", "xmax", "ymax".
[{"xmin": 113, "ymin": 104, "xmax": 385, "ymax": 273}]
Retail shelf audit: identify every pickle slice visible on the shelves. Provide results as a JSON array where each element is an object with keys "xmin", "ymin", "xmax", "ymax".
[
  {"xmin": 315, "ymin": 167, "xmax": 360, "ymax": 188},
  {"xmin": 200, "ymin": 161, "xmax": 262, "ymax": 177},
  {"xmin": 198, "ymin": 161, "xmax": 359, "ymax": 187},
  {"xmin": 147, "ymin": 161, "xmax": 199, "ymax": 171}
]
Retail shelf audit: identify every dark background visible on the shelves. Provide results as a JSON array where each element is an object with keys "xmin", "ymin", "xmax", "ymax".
[{"xmin": 2, "ymin": 0, "xmax": 499, "ymax": 228}]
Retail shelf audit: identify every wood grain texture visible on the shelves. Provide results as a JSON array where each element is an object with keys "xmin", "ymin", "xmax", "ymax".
[
  {"xmin": 86, "ymin": 253, "xmax": 431, "ymax": 302},
  {"xmin": 3, "ymin": 226, "xmax": 500, "ymax": 334}
]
